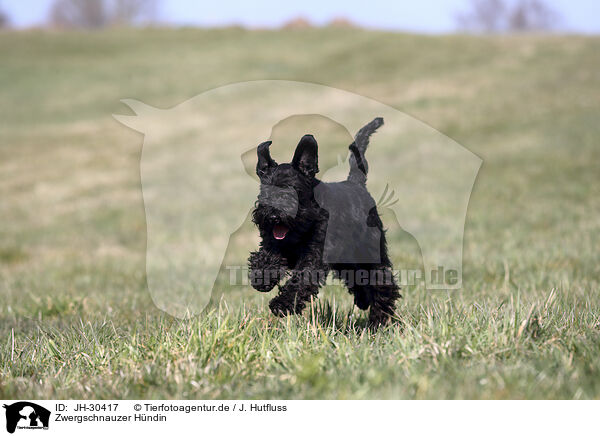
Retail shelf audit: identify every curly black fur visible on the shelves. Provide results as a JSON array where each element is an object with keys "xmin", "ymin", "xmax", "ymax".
[{"xmin": 249, "ymin": 118, "xmax": 400, "ymax": 328}]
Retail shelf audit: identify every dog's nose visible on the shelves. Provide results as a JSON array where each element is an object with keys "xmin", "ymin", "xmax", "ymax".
[{"xmin": 269, "ymin": 214, "xmax": 278, "ymax": 221}]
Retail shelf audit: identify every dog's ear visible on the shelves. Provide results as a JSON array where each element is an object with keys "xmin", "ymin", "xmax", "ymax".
[
  {"xmin": 292, "ymin": 134, "xmax": 319, "ymax": 177},
  {"xmin": 256, "ymin": 140, "xmax": 276, "ymax": 178}
]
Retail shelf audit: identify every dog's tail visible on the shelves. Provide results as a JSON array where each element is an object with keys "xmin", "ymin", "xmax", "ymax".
[{"xmin": 347, "ymin": 117, "xmax": 383, "ymax": 184}]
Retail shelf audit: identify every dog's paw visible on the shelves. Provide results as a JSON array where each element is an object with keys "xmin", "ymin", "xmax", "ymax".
[
  {"xmin": 249, "ymin": 270, "xmax": 278, "ymax": 292},
  {"xmin": 248, "ymin": 251, "xmax": 287, "ymax": 292},
  {"xmin": 368, "ymin": 307, "xmax": 395, "ymax": 330},
  {"xmin": 269, "ymin": 296, "xmax": 298, "ymax": 317}
]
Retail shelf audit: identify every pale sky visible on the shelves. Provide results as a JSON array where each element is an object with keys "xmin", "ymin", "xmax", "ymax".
[{"xmin": 2, "ymin": 0, "xmax": 599, "ymax": 33}]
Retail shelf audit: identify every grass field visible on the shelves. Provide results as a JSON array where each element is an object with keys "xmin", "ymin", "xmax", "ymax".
[{"xmin": 1, "ymin": 27, "xmax": 599, "ymax": 399}]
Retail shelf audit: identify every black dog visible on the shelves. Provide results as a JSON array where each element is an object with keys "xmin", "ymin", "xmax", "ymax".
[{"xmin": 248, "ymin": 118, "xmax": 400, "ymax": 327}]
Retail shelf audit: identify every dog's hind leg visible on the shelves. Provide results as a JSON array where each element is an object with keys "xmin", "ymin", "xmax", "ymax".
[
  {"xmin": 367, "ymin": 267, "xmax": 400, "ymax": 327},
  {"xmin": 349, "ymin": 284, "xmax": 373, "ymax": 311},
  {"xmin": 335, "ymin": 268, "xmax": 373, "ymax": 310},
  {"xmin": 369, "ymin": 285, "xmax": 400, "ymax": 327},
  {"xmin": 344, "ymin": 266, "xmax": 400, "ymax": 327}
]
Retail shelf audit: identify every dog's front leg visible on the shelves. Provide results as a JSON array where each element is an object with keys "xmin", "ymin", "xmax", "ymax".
[
  {"xmin": 248, "ymin": 248, "xmax": 287, "ymax": 292},
  {"xmin": 269, "ymin": 256, "xmax": 329, "ymax": 316}
]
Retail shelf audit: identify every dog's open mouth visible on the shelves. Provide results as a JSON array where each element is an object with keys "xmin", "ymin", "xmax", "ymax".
[{"xmin": 273, "ymin": 224, "xmax": 289, "ymax": 240}]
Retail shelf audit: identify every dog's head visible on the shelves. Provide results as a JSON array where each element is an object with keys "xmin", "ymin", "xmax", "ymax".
[{"xmin": 252, "ymin": 134, "xmax": 320, "ymax": 243}]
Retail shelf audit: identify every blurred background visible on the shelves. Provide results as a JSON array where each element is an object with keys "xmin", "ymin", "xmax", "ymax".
[
  {"xmin": 1, "ymin": 0, "xmax": 599, "ymax": 33},
  {"xmin": 1, "ymin": 0, "xmax": 599, "ymax": 399}
]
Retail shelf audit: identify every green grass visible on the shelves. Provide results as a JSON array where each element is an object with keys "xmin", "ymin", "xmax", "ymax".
[{"xmin": 1, "ymin": 27, "xmax": 600, "ymax": 399}]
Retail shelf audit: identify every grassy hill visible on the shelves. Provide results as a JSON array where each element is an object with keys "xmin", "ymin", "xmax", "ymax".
[{"xmin": 0, "ymin": 28, "xmax": 599, "ymax": 399}]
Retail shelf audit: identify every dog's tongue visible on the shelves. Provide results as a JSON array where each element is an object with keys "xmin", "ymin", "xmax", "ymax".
[{"xmin": 273, "ymin": 224, "xmax": 289, "ymax": 240}]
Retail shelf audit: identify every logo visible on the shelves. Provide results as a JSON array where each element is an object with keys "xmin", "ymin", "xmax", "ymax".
[{"xmin": 3, "ymin": 402, "xmax": 50, "ymax": 433}]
